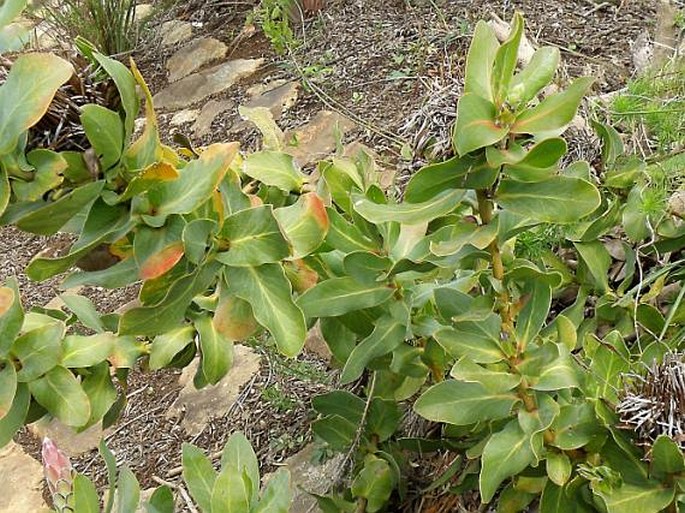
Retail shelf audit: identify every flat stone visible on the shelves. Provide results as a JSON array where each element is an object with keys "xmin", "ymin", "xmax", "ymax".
[
  {"xmin": 30, "ymin": 417, "xmax": 105, "ymax": 457},
  {"xmin": 135, "ymin": 4, "xmax": 154, "ymax": 21},
  {"xmin": 167, "ymin": 37, "xmax": 228, "ymax": 83},
  {"xmin": 304, "ymin": 322, "xmax": 332, "ymax": 361},
  {"xmin": 243, "ymin": 81, "xmax": 299, "ymax": 121},
  {"xmin": 166, "ymin": 345, "xmax": 260, "ymax": 435},
  {"xmin": 170, "ymin": 109, "xmax": 200, "ymax": 126},
  {"xmin": 669, "ymin": 190, "xmax": 685, "ymax": 217},
  {"xmin": 275, "ymin": 444, "xmax": 344, "ymax": 513},
  {"xmin": 0, "ymin": 441, "xmax": 51, "ymax": 513},
  {"xmin": 153, "ymin": 58, "xmax": 264, "ymax": 111},
  {"xmin": 284, "ymin": 111, "xmax": 355, "ymax": 166},
  {"xmin": 192, "ymin": 99, "xmax": 234, "ymax": 138},
  {"xmin": 246, "ymin": 79, "xmax": 287, "ymax": 97},
  {"xmin": 161, "ymin": 20, "xmax": 193, "ymax": 47}
]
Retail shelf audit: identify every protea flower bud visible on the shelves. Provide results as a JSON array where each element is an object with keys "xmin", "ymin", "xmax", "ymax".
[
  {"xmin": 617, "ymin": 352, "xmax": 685, "ymax": 450},
  {"xmin": 41, "ymin": 437, "xmax": 74, "ymax": 512}
]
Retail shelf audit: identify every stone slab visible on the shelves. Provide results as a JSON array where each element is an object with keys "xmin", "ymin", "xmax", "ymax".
[
  {"xmin": 243, "ymin": 81, "xmax": 299, "ymax": 120},
  {"xmin": 161, "ymin": 20, "xmax": 193, "ymax": 47},
  {"xmin": 284, "ymin": 110, "xmax": 355, "ymax": 166},
  {"xmin": 192, "ymin": 99, "xmax": 235, "ymax": 138},
  {"xmin": 30, "ymin": 417, "xmax": 105, "ymax": 457},
  {"xmin": 153, "ymin": 58, "xmax": 264, "ymax": 111},
  {"xmin": 0, "ymin": 441, "xmax": 51, "ymax": 513},
  {"xmin": 166, "ymin": 345, "xmax": 261, "ymax": 435},
  {"xmin": 170, "ymin": 109, "xmax": 200, "ymax": 126},
  {"xmin": 167, "ymin": 37, "xmax": 228, "ymax": 83}
]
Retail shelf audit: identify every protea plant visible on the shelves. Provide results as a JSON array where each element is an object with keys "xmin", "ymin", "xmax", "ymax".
[{"xmin": 42, "ymin": 437, "xmax": 75, "ymax": 512}]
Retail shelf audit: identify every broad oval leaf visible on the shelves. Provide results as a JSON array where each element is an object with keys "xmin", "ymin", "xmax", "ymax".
[
  {"xmin": 182, "ymin": 443, "xmax": 217, "ymax": 512},
  {"xmin": 0, "ymin": 363, "xmax": 17, "ymax": 420},
  {"xmin": 0, "ymin": 53, "xmax": 73, "ymax": 154},
  {"xmin": 243, "ymin": 150, "xmax": 306, "ymax": 192},
  {"xmin": 297, "ymin": 277, "xmax": 394, "ymax": 318},
  {"xmin": 509, "ymin": 46, "xmax": 560, "ymax": 106},
  {"xmin": 453, "ymin": 93, "xmax": 508, "ymax": 156},
  {"xmin": 61, "ymin": 333, "xmax": 115, "ymax": 368},
  {"xmin": 0, "ymin": 278, "xmax": 24, "ymax": 356},
  {"xmin": 274, "ymin": 192, "xmax": 329, "ymax": 257},
  {"xmin": 81, "ymin": 104, "xmax": 124, "ymax": 170},
  {"xmin": 433, "ymin": 314, "xmax": 506, "ymax": 364},
  {"xmin": 213, "ymin": 294, "xmax": 258, "ymax": 343},
  {"xmin": 220, "ymin": 432, "xmax": 260, "ymax": 503},
  {"xmin": 195, "ymin": 314, "xmax": 233, "ymax": 386},
  {"xmin": 73, "ymin": 474, "xmax": 100, "ymax": 513},
  {"xmin": 81, "ymin": 361, "xmax": 117, "ymax": 428},
  {"xmin": 29, "ymin": 365, "xmax": 91, "ymax": 427},
  {"xmin": 150, "ymin": 325, "xmax": 196, "ymax": 370},
  {"xmin": 139, "ymin": 242, "xmax": 185, "ymax": 281},
  {"xmin": 211, "ymin": 464, "xmax": 252, "ymax": 513},
  {"xmin": 353, "ymin": 189, "xmax": 464, "ymax": 225},
  {"xmin": 225, "ymin": 264, "xmax": 306, "ymax": 357},
  {"xmin": 511, "ymin": 77, "xmax": 594, "ymax": 137},
  {"xmin": 12, "ymin": 322, "xmax": 64, "ymax": 381},
  {"xmin": 496, "ymin": 176, "xmax": 600, "ymax": 224},
  {"xmin": 480, "ymin": 420, "xmax": 536, "ymax": 502},
  {"xmin": 414, "ymin": 380, "xmax": 520, "ymax": 426},
  {"xmin": 254, "ymin": 469, "xmax": 291, "ymax": 513},
  {"xmin": 464, "ymin": 20, "xmax": 499, "ymax": 102}
]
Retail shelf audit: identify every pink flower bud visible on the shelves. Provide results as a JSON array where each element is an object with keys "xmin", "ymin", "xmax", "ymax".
[{"xmin": 41, "ymin": 437, "xmax": 74, "ymax": 509}]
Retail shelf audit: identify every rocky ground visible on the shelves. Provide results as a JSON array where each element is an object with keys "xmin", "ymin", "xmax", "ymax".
[{"xmin": 0, "ymin": 0, "xmax": 676, "ymax": 511}]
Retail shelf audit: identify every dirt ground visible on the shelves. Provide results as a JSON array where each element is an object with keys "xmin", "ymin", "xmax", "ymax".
[{"xmin": 4, "ymin": 0, "xmax": 663, "ymax": 510}]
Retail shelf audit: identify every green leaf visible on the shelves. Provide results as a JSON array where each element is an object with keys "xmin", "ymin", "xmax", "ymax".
[
  {"xmin": 12, "ymin": 149, "xmax": 66, "ymax": 202},
  {"xmin": 117, "ymin": 161, "xmax": 179, "ymax": 203},
  {"xmin": 341, "ymin": 315, "xmax": 406, "ymax": 384},
  {"xmin": 464, "ymin": 20, "xmax": 499, "ymax": 102},
  {"xmin": 515, "ymin": 281, "xmax": 551, "ymax": 348},
  {"xmin": 0, "ymin": 279, "xmax": 24, "ymax": 356},
  {"xmin": 574, "ymin": 241, "xmax": 611, "ymax": 294},
  {"xmin": 297, "ymin": 277, "xmax": 394, "ymax": 318},
  {"xmin": 0, "ymin": 53, "xmax": 73, "ymax": 154},
  {"xmin": 145, "ymin": 486, "xmax": 175, "ymax": 513},
  {"xmin": 555, "ymin": 315, "xmax": 577, "ymax": 351},
  {"xmin": 81, "ymin": 362, "xmax": 117, "ymax": 428},
  {"xmin": 325, "ymin": 208, "xmax": 379, "ymax": 253},
  {"xmin": 183, "ymin": 443, "xmax": 218, "ymax": 512},
  {"xmin": 589, "ymin": 336, "xmax": 630, "ymax": 403},
  {"xmin": 73, "ymin": 474, "xmax": 100, "ymax": 513},
  {"xmin": 429, "ymin": 221, "xmax": 498, "ymax": 257},
  {"xmin": 29, "ymin": 365, "xmax": 90, "ymax": 427},
  {"xmin": 220, "ymin": 432, "xmax": 260, "ymax": 503},
  {"xmin": 351, "ymin": 456, "xmax": 395, "ymax": 513},
  {"xmin": 604, "ymin": 156, "xmax": 645, "ymax": 189},
  {"xmin": 0, "ymin": 0, "xmax": 26, "ymax": 27},
  {"xmin": 321, "ymin": 158, "xmax": 363, "ymax": 213},
  {"xmin": 404, "ymin": 154, "xmax": 490, "ymax": 203},
  {"xmin": 0, "ymin": 363, "xmax": 17, "ymax": 420},
  {"xmin": 62, "ymin": 258, "xmax": 139, "ymax": 290},
  {"xmin": 147, "ymin": 142, "xmax": 238, "ymax": 220},
  {"xmin": 352, "ymin": 189, "xmax": 464, "ymax": 225},
  {"xmin": 312, "ymin": 391, "xmax": 365, "ymax": 423},
  {"xmin": 211, "ymin": 464, "xmax": 252, "ymax": 513},
  {"xmin": 367, "ymin": 398, "xmax": 401, "ymax": 442},
  {"xmin": 81, "ymin": 104, "xmax": 124, "ymax": 170},
  {"xmin": 491, "ymin": 12, "xmax": 524, "ymax": 105},
  {"xmin": 61, "ymin": 294, "xmax": 106, "ymax": 333},
  {"xmin": 496, "ymin": 176, "xmax": 600, "ymax": 224},
  {"xmin": 14, "ymin": 181, "xmax": 104, "ymax": 235},
  {"xmin": 511, "ymin": 77, "xmax": 594, "ymax": 137},
  {"xmin": 549, "ymin": 403, "xmax": 600, "ymax": 450},
  {"xmin": 651, "ymin": 435, "xmax": 685, "ymax": 478},
  {"xmin": 433, "ymin": 314, "xmax": 506, "ymax": 363},
  {"xmin": 217, "ymin": 205, "xmax": 290, "ymax": 266},
  {"xmin": 225, "ymin": 264, "xmax": 306, "ymax": 357},
  {"xmin": 119, "ymin": 263, "xmax": 218, "ymax": 337},
  {"xmin": 149, "ymin": 325, "xmax": 196, "ymax": 370},
  {"xmin": 116, "ymin": 467, "xmax": 141, "ymax": 513},
  {"xmin": 94, "ymin": 53, "xmax": 139, "ymax": 140},
  {"xmin": 239, "ymin": 105, "xmax": 284, "ymax": 151},
  {"xmin": 195, "ymin": 315, "xmax": 233, "ymax": 386},
  {"xmin": 453, "ymin": 93, "xmax": 508, "ymax": 156},
  {"xmin": 12, "ymin": 322, "xmax": 64, "ymax": 381},
  {"xmin": 182, "ymin": 219, "xmax": 216, "ymax": 265},
  {"xmin": 480, "ymin": 420, "xmax": 536, "ymax": 502},
  {"xmin": 274, "ymin": 192, "xmax": 329, "ymax": 257},
  {"xmin": 591, "ymin": 119, "xmax": 624, "ymax": 166},
  {"xmin": 531, "ymin": 344, "xmax": 580, "ymax": 391},
  {"xmin": 312, "ymin": 414, "xmax": 358, "ymax": 450},
  {"xmin": 546, "ymin": 452, "xmax": 572, "ymax": 486},
  {"xmin": 414, "ymin": 380, "xmax": 519, "ymax": 426},
  {"xmin": 254, "ymin": 469, "xmax": 291, "ymax": 513},
  {"xmin": 450, "ymin": 357, "xmax": 521, "ymax": 391},
  {"xmin": 343, "ymin": 251, "xmax": 392, "ymax": 283},
  {"xmin": 502, "ymin": 138, "xmax": 567, "ymax": 182},
  {"xmin": 0, "ymin": 167, "xmax": 8, "ymax": 216},
  {"xmin": 0, "ymin": 382, "xmax": 28, "ymax": 447},
  {"xmin": 509, "ymin": 47, "xmax": 560, "ymax": 106},
  {"xmin": 61, "ymin": 333, "xmax": 115, "ymax": 368},
  {"xmin": 593, "ymin": 482, "xmax": 675, "ymax": 513},
  {"xmin": 243, "ymin": 150, "xmax": 306, "ymax": 192}
]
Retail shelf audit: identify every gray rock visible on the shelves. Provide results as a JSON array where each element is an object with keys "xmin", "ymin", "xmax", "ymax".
[
  {"xmin": 192, "ymin": 99, "xmax": 235, "ymax": 138},
  {"xmin": 161, "ymin": 20, "xmax": 193, "ymax": 47},
  {"xmin": 0, "ymin": 441, "xmax": 51, "ymax": 513},
  {"xmin": 134, "ymin": 4, "xmax": 154, "ymax": 22},
  {"xmin": 153, "ymin": 58, "xmax": 264, "ymax": 111},
  {"xmin": 170, "ymin": 108, "xmax": 200, "ymax": 126},
  {"xmin": 243, "ymin": 81, "xmax": 299, "ymax": 121},
  {"xmin": 29, "ymin": 417, "xmax": 105, "ymax": 457},
  {"xmin": 166, "ymin": 345, "xmax": 261, "ymax": 435},
  {"xmin": 167, "ymin": 37, "xmax": 228, "ymax": 83},
  {"xmin": 276, "ymin": 444, "xmax": 344, "ymax": 513},
  {"xmin": 284, "ymin": 110, "xmax": 355, "ymax": 166}
]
